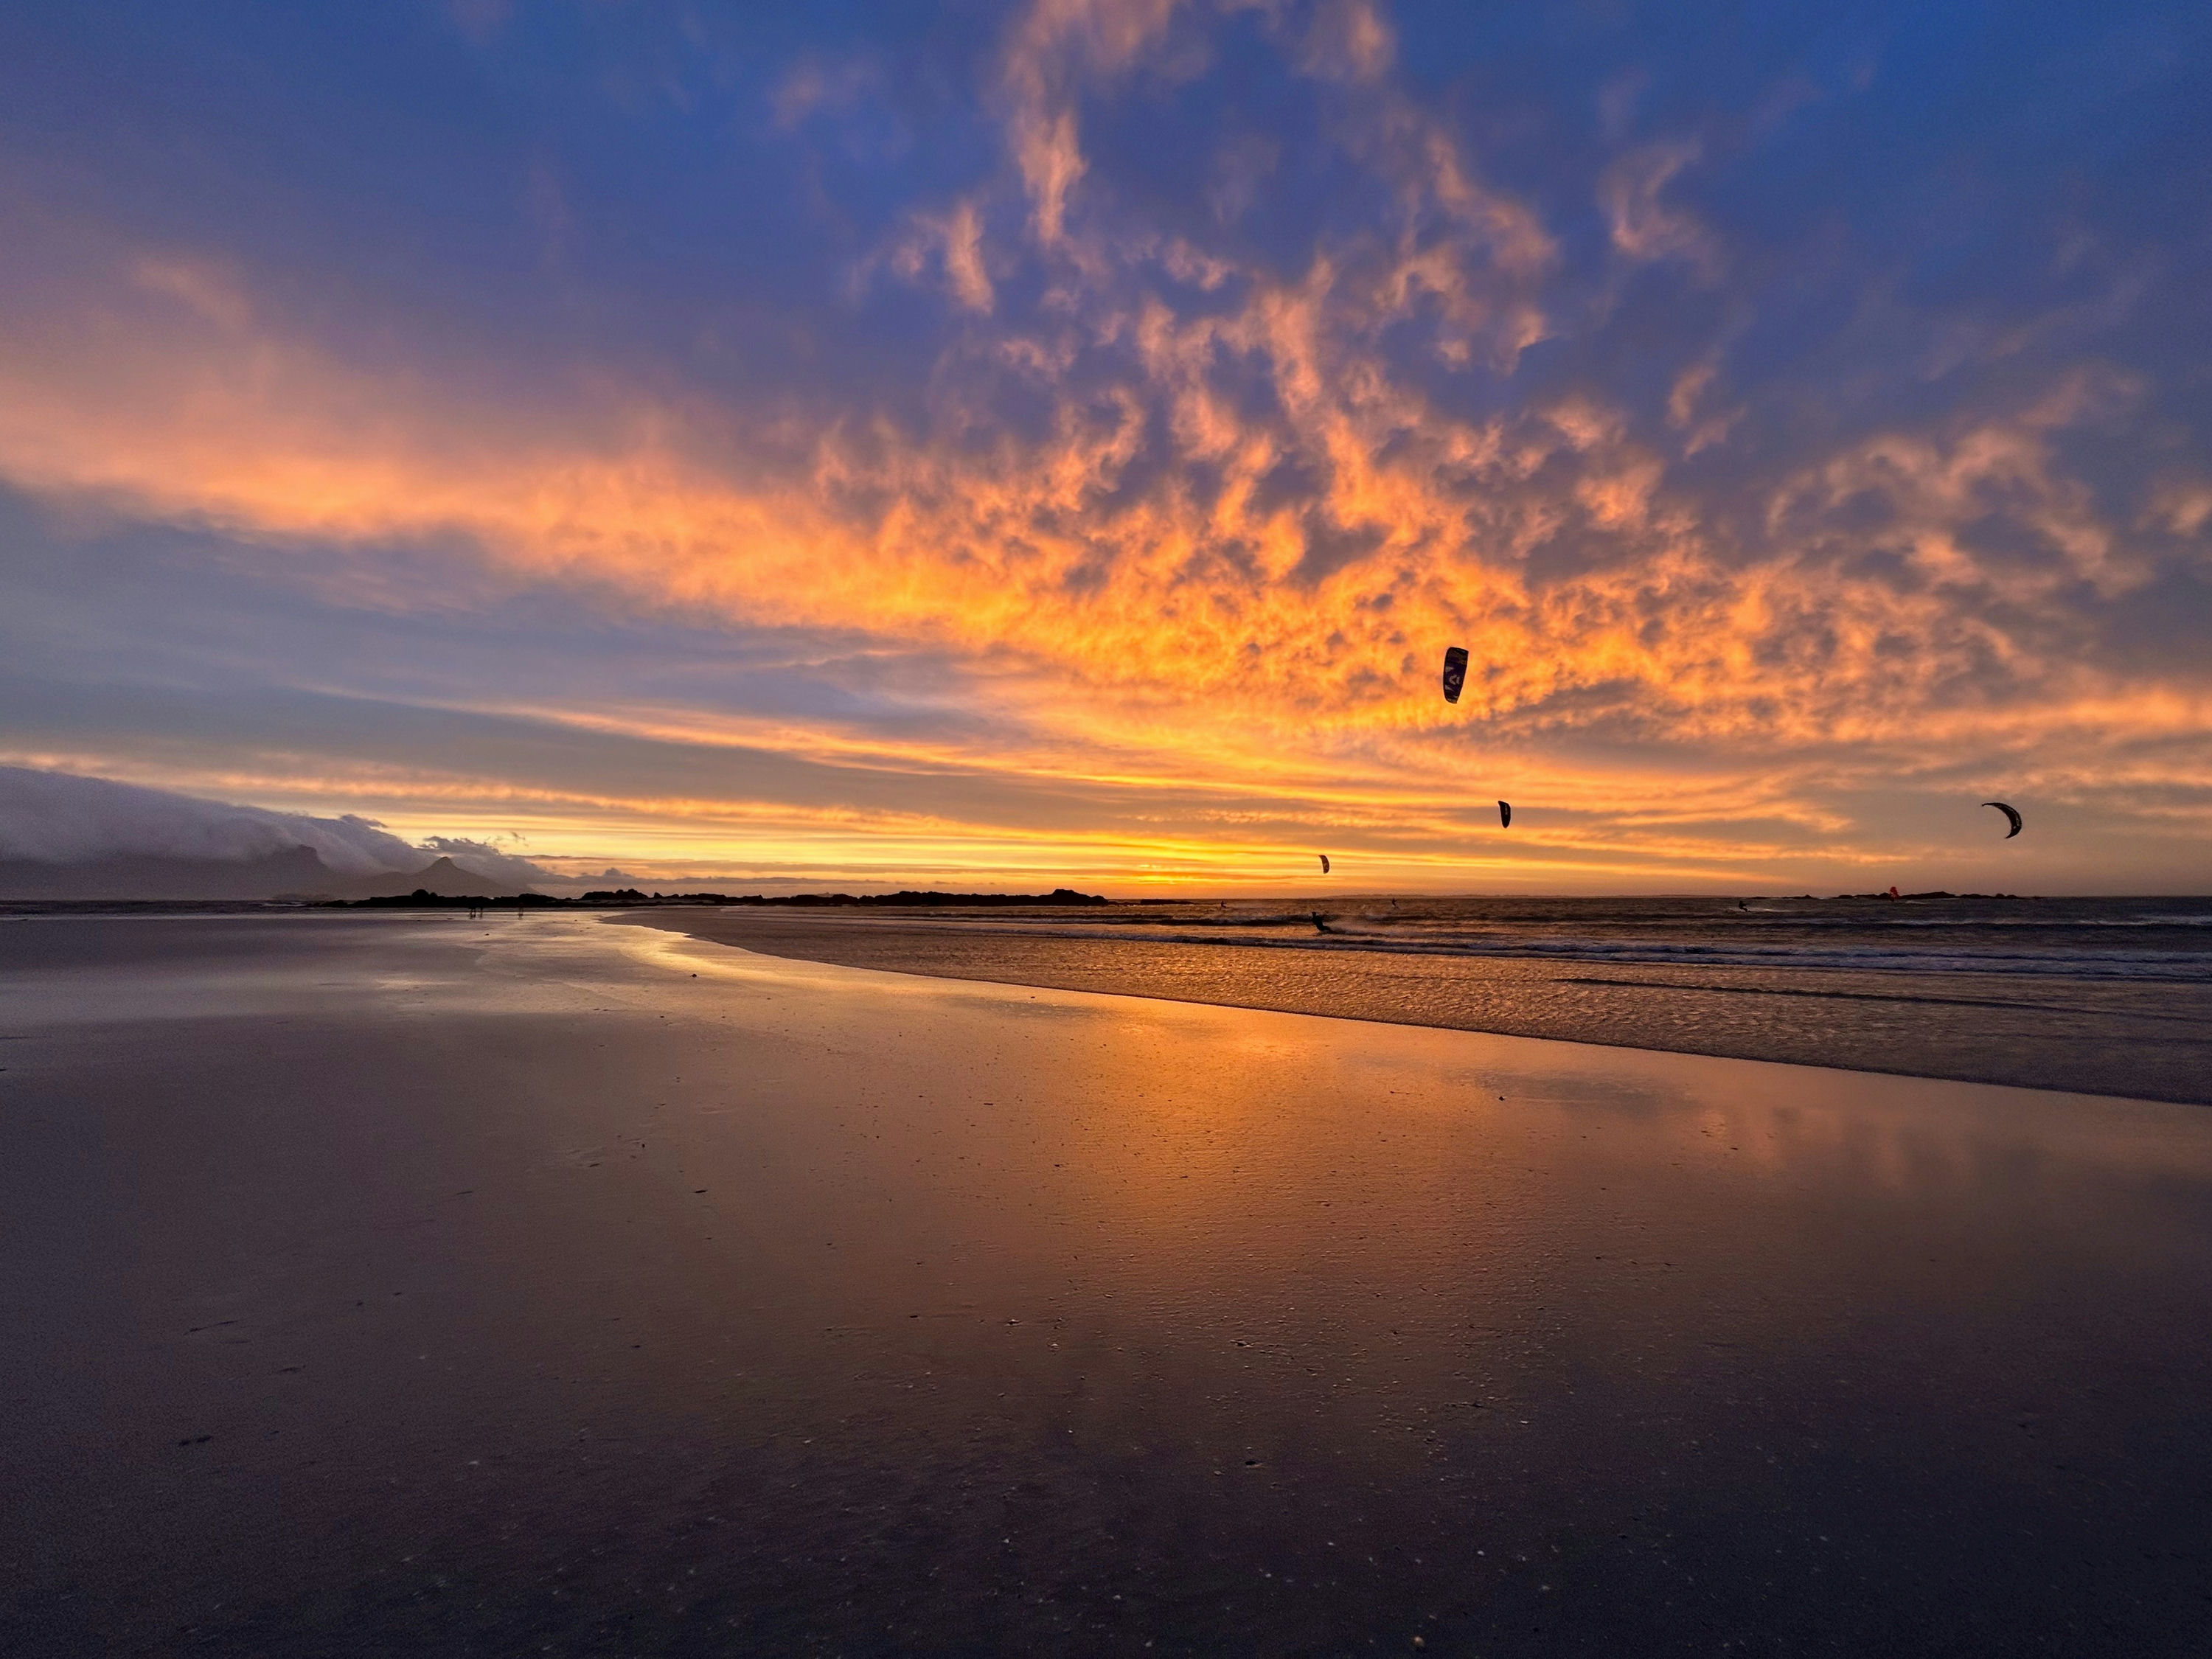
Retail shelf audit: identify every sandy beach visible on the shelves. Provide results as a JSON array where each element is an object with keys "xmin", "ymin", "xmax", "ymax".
[
  {"xmin": 629, "ymin": 905, "xmax": 2212, "ymax": 1105},
  {"xmin": 4, "ymin": 910, "xmax": 2211, "ymax": 1655}
]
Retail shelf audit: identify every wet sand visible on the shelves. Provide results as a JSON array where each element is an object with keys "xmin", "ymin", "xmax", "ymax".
[
  {"xmin": 631, "ymin": 908, "xmax": 2212, "ymax": 1105},
  {"xmin": 3, "ymin": 911, "xmax": 2211, "ymax": 1655}
]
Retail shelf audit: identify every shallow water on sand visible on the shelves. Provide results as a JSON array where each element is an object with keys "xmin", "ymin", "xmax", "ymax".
[
  {"xmin": 641, "ymin": 904, "xmax": 2212, "ymax": 1105},
  {"xmin": 3, "ymin": 912, "xmax": 2210, "ymax": 1655},
  {"xmin": 825, "ymin": 893, "xmax": 2212, "ymax": 982}
]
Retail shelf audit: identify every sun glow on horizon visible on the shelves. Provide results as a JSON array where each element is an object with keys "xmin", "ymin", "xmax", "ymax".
[{"xmin": 0, "ymin": 0, "xmax": 2205, "ymax": 893}]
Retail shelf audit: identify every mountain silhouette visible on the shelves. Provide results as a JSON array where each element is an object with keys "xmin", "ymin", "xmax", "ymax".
[
  {"xmin": 0, "ymin": 845, "xmax": 338, "ymax": 900},
  {"xmin": 0, "ymin": 847, "xmax": 531, "ymax": 901}
]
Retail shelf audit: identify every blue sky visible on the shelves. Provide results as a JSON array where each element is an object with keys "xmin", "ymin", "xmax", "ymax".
[{"xmin": 1, "ymin": 0, "xmax": 2206, "ymax": 891}]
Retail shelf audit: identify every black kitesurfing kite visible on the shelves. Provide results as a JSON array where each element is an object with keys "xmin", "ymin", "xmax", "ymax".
[
  {"xmin": 1318, "ymin": 854, "xmax": 1331, "ymax": 874},
  {"xmin": 1441, "ymin": 646, "xmax": 1468, "ymax": 705},
  {"xmin": 1436, "ymin": 649, "xmax": 1517, "ymax": 835},
  {"xmin": 1982, "ymin": 801, "xmax": 2023, "ymax": 839}
]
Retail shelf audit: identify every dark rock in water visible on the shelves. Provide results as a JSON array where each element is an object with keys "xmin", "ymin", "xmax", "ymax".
[
  {"xmin": 339, "ymin": 888, "xmax": 560, "ymax": 909},
  {"xmin": 321, "ymin": 857, "xmax": 530, "ymax": 901}
]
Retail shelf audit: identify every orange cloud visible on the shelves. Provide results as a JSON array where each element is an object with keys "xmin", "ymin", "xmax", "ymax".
[
  {"xmin": 0, "ymin": 215, "xmax": 2190, "ymax": 773},
  {"xmin": 0, "ymin": 0, "xmax": 2204, "ymax": 890},
  {"xmin": 1599, "ymin": 140, "xmax": 1722, "ymax": 282}
]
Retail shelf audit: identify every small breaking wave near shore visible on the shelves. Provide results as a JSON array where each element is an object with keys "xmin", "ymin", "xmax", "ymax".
[
  {"xmin": 805, "ymin": 894, "xmax": 2212, "ymax": 985},
  {"xmin": 629, "ymin": 894, "xmax": 2212, "ymax": 1105}
]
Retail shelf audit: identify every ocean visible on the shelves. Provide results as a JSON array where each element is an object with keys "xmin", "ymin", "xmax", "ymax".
[
  {"xmin": 639, "ymin": 894, "xmax": 2212, "ymax": 1105},
  {"xmin": 867, "ymin": 892, "xmax": 2212, "ymax": 981}
]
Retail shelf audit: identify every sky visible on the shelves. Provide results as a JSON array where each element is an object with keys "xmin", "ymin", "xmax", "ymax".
[{"xmin": 1, "ymin": 0, "xmax": 2208, "ymax": 894}]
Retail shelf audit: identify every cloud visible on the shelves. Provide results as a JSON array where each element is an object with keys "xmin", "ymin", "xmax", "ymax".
[
  {"xmin": 0, "ymin": 765, "xmax": 557, "ymax": 882},
  {"xmin": 1301, "ymin": 0, "xmax": 1396, "ymax": 83},
  {"xmin": 0, "ymin": 765, "xmax": 422, "ymax": 872},
  {"xmin": 0, "ymin": 102, "xmax": 2188, "ymax": 778},
  {"xmin": 1599, "ymin": 140, "xmax": 1722, "ymax": 281},
  {"xmin": 1665, "ymin": 355, "xmax": 1740, "ymax": 453},
  {"xmin": 0, "ymin": 0, "xmax": 2204, "ymax": 889},
  {"xmin": 131, "ymin": 256, "xmax": 253, "ymax": 333},
  {"xmin": 998, "ymin": 0, "xmax": 1180, "ymax": 245},
  {"xmin": 416, "ymin": 835, "xmax": 555, "ymax": 886},
  {"xmin": 885, "ymin": 198, "xmax": 996, "ymax": 312},
  {"xmin": 772, "ymin": 58, "xmax": 879, "ymax": 130}
]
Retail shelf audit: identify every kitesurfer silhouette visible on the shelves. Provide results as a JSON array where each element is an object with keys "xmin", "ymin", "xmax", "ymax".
[{"xmin": 1441, "ymin": 647, "xmax": 1468, "ymax": 705}]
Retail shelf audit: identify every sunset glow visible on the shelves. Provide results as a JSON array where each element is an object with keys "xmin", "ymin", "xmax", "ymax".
[{"xmin": 2, "ymin": 1, "xmax": 2206, "ymax": 891}]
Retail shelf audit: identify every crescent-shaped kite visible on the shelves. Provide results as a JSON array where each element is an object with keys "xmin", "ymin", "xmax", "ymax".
[
  {"xmin": 1982, "ymin": 801, "xmax": 2023, "ymax": 838},
  {"xmin": 1498, "ymin": 801, "xmax": 1512, "ymax": 829},
  {"xmin": 1318, "ymin": 854, "xmax": 1331, "ymax": 874},
  {"xmin": 1441, "ymin": 646, "xmax": 1468, "ymax": 705}
]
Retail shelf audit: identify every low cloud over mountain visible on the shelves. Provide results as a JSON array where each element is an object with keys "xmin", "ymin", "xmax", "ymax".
[{"xmin": 0, "ymin": 767, "xmax": 554, "ymax": 898}]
